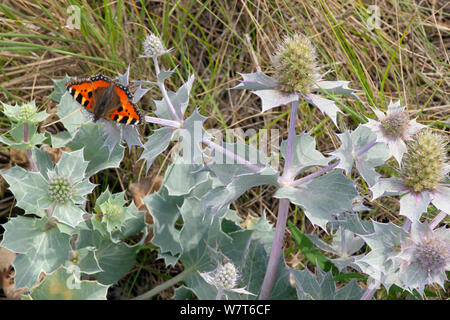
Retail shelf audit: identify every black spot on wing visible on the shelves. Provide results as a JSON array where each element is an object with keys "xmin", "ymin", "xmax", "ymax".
[
  {"xmin": 119, "ymin": 116, "xmax": 129, "ymax": 124},
  {"xmin": 88, "ymin": 91, "xmax": 92, "ymax": 98},
  {"xmin": 113, "ymin": 114, "xmax": 119, "ymax": 121},
  {"xmin": 75, "ymin": 93, "xmax": 83, "ymax": 104}
]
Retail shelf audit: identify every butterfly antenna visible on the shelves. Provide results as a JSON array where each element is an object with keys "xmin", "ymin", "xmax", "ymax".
[{"xmin": 41, "ymin": 108, "xmax": 82, "ymax": 128}]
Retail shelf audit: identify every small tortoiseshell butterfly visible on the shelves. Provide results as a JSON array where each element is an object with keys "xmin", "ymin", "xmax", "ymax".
[{"xmin": 65, "ymin": 72, "xmax": 142, "ymax": 125}]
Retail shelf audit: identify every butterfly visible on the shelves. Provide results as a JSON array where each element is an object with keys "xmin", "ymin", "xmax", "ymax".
[{"xmin": 65, "ymin": 72, "xmax": 142, "ymax": 125}]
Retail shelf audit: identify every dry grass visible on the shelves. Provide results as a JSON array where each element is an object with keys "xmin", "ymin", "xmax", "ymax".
[{"xmin": 0, "ymin": 0, "xmax": 448, "ymax": 299}]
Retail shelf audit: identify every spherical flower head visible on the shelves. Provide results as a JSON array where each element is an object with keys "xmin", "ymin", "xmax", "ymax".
[
  {"xmin": 19, "ymin": 103, "xmax": 39, "ymax": 121},
  {"xmin": 214, "ymin": 262, "xmax": 238, "ymax": 289},
  {"xmin": 143, "ymin": 33, "xmax": 165, "ymax": 57},
  {"xmin": 272, "ymin": 34, "xmax": 319, "ymax": 94},
  {"xmin": 381, "ymin": 109, "xmax": 409, "ymax": 138},
  {"xmin": 400, "ymin": 130, "xmax": 448, "ymax": 192},
  {"xmin": 47, "ymin": 175, "xmax": 74, "ymax": 204},
  {"xmin": 413, "ymin": 237, "xmax": 448, "ymax": 272}
]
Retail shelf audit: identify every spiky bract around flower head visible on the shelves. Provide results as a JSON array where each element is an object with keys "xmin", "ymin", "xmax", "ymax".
[
  {"xmin": 400, "ymin": 131, "xmax": 448, "ymax": 192},
  {"xmin": 272, "ymin": 34, "xmax": 319, "ymax": 94}
]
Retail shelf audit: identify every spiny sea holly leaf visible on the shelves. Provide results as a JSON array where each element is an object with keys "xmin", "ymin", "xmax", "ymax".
[
  {"xmin": 305, "ymin": 227, "xmax": 365, "ymax": 272},
  {"xmin": 49, "ymin": 76, "xmax": 71, "ymax": 102},
  {"xmin": 274, "ymin": 170, "xmax": 359, "ymax": 230},
  {"xmin": 280, "ymin": 133, "xmax": 330, "ymax": 179},
  {"xmin": 29, "ymin": 267, "xmax": 108, "ymax": 300},
  {"xmin": 65, "ymin": 247, "xmax": 102, "ymax": 275},
  {"xmin": 231, "ymin": 72, "xmax": 299, "ymax": 112},
  {"xmin": 101, "ymin": 121, "xmax": 144, "ymax": 157},
  {"xmin": 312, "ymin": 80, "xmax": 359, "ymax": 100},
  {"xmin": 240, "ymin": 240, "xmax": 297, "ymax": 300},
  {"xmin": 302, "ymin": 93, "xmax": 342, "ymax": 126},
  {"xmin": 57, "ymin": 92, "xmax": 92, "ymax": 135},
  {"xmin": 76, "ymin": 227, "xmax": 137, "ymax": 285},
  {"xmin": 0, "ymin": 216, "xmax": 71, "ymax": 290},
  {"xmin": 328, "ymin": 213, "xmax": 375, "ymax": 236},
  {"xmin": 178, "ymin": 108, "xmax": 211, "ymax": 164},
  {"xmin": 67, "ymin": 124, "xmax": 124, "ymax": 177},
  {"xmin": 49, "ymin": 131, "xmax": 72, "ymax": 148},
  {"xmin": 32, "ymin": 146, "xmax": 53, "ymax": 180},
  {"xmin": 202, "ymin": 166, "xmax": 279, "ymax": 219},
  {"xmin": 157, "ymin": 67, "xmax": 177, "ymax": 83},
  {"xmin": 163, "ymin": 160, "xmax": 210, "ymax": 197},
  {"xmin": 292, "ymin": 267, "xmax": 364, "ymax": 300},
  {"xmin": 154, "ymin": 74, "xmax": 195, "ymax": 119},
  {"xmin": 332, "ymin": 126, "xmax": 389, "ymax": 187},
  {"xmin": 0, "ymin": 122, "xmax": 46, "ymax": 151},
  {"xmin": 244, "ymin": 211, "xmax": 275, "ymax": 253},
  {"xmin": 2, "ymin": 100, "xmax": 50, "ymax": 123},
  {"xmin": 354, "ymin": 221, "xmax": 409, "ymax": 290},
  {"xmin": 139, "ymin": 126, "xmax": 175, "ymax": 173},
  {"xmin": 142, "ymin": 186, "xmax": 184, "ymax": 262}
]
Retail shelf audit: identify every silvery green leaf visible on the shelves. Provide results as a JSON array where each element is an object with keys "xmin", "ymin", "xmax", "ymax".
[
  {"xmin": 132, "ymin": 84, "xmax": 151, "ymax": 104},
  {"xmin": 231, "ymin": 72, "xmax": 278, "ymax": 91},
  {"xmin": 292, "ymin": 267, "xmax": 363, "ymax": 300},
  {"xmin": 0, "ymin": 216, "xmax": 71, "ymax": 290},
  {"xmin": 67, "ymin": 247, "xmax": 102, "ymax": 275},
  {"xmin": 332, "ymin": 126, "xmax": 390, "ymax": 186},
  {"xmin": 101, "ymin": 121, "xmax": 122, "ymax": 157},
  {"xmin": 370, "ymin": 178, "xmax": 408, "ymax": 200},
  {"xmin": 29, "ymin": 267, "xmax": 108, "ymax": 300},
  {"xmin": 76, "ymin": 228, "xmax": 137, "ymax": 285},
  {"xmin": 354, "ymin": 221, "xmax": 409, "ymax": 290},
  {"xmin": 67, "ymin": 124, "xmax": 124, "ymax": 177},
  {"xmin": 203, "ymin": 167, "xmax": 279, "ymax": 219},
  {"xmin": 280, "ymin": 133, "xmax": 330, "ymax": 178},
  {"xmin": 178, "ymin": 108, "xmax": 210, "ymax": 164},
  {"xmin": 55, "ymin": 149, "xmax": 88, "ymax": 183},
  {"xmin": 163, "ymin": 161, "xmax": 210, "ymax": 197},
  {"xmin": 399, "ymin": 191, "xmax": 432, "ymax": 222},
  {"xmin": 49, "ymin": 75, "xmax": 71, "ymax": 102},
  {"xmin": 1, "ymin": 166, "xmax": 47, "ymax": 214},
  {"xmin": 122, "ymin": 125, "xmax": 143, "ymax": 148},
  {"xmin": 139, "ymin": 126, "xmax": 174, "ymax": 173},
  {"xmin": 57, "ymin": 92, "xmax": 91, "ymax": 135},
  {"xmin": 52, "ymin": 202, "xmax": 86, "ymax": 228},
  {"xmin": 157, "ymin": 67, "xmax": 177, "ymax": 83},
  {"xmin": 154, "ymin": 74, "xmax": 195, "ymax": 119},
  {"xmin": 312, "ymin": 80, "xmax": 359, "ymax": 100},
  {"xmin": 303, "ymin": 93, "xmax": 341, "ymax": 126},
  {"xmin": 142, "ymin": 187, "xmax": 184, "ymax": 258},
  {"xmin": 173, "ymin": 286, "xmax": 196, "ymax": 300},
  {"xmin": 329, "ymin": 213, "xmax": 375, "ymax": 236},
  {"xmin": 50, "ymin": 131, "xmax": 73, "ymax": 148},
  {"xmin": 32, "ymin": 147, "xmax": 53, "ymax": 180},
  {"xmin": 274, "ymin": 170, "xmax": 359, "ymax": 230},
  {"xmin": 245, "ymin": 211, "xmax": 274, "ymax": 253},
  {"xmin": 254, "ymin": 90, "xmax": 299, "ymax": 113},
  {"xmin": 117, "ymin": 66, "xmax": 130, "ymax": 85}
]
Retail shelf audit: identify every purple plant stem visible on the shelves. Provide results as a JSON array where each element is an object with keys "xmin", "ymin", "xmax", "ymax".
[
  {"xmin": 202, "ymin": 139, "xmax": 262, "ymax": 172},
  {"xmin": 23, "ymin": 122, "xmax": 38, "ymax": 172},
  {"xmin": 152, "ymin": 57, "xmax": 181, "ymax": 122},
  {"xmin": 290, "ymin": 160, "xmax": 340, "ymax": 187},
  {"xmin": 354, "ymin": 138, "xmax": 377, "ymax": 157},
  {"xmin": 361, "ymin": 286, "xmax": 377, "ymax": 300},
  {"xmin": 430, "ymin": 211, "xmax": 447, "ymax": 230},
  {"xmin": 259, "ymin": 100, "xmax": 298, "ymax": 300},
  {"xmin": 144, "ymin": 115, "xmax": 181, "ymax": 128},
  {"xmin": 402, "ymin": 217, "xmax": 412, "ymax": 232}
]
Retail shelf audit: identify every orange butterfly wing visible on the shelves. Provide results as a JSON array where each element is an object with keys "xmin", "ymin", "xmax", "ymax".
[
  {"xmin": 66, "ymin": 80, "xmax": 95, "ymax": 110},
  {"xmin": 108, "ymin": 85, "xmax": 142, "ymax": 125}
]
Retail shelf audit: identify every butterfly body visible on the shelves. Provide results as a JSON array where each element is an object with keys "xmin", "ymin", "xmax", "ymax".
[{"xmin": 65, "ymin": 73, "xmax": 142, "ymax": 125}]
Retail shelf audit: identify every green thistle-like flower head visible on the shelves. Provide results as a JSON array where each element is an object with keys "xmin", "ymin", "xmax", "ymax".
[
  {"xmin": 47, "ymin": 175, "xmax": 74, "ymax": 204},
  {"xmin": 413, "ymin": 237, "xmax": 448, "ymax": 272},
  {"xmin": 272, "ymin": 34, "xmax": 319, "ymax": 93},
  {"xmin": 214, "ymin": 262, "xmax": 238, "ymax": 289},
  {"xmin": 102, "ymin": 200, "xmax": 124, "ymax": 224},
  {"xmin": 400, "ymin": 131, "xmax": 447, "ymax": 192}
]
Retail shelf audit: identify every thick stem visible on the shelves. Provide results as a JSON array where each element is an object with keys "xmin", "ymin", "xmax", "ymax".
[
  {"xmin": 259, "ymin": 100, "xmax": 298, "ymax": 300},
  {"xmin": 203, "ymin": 139, "xmax": 262, "ymax": 172},
  {"xmin": 23, "ymin": 123, "xmax": 38, "ymax": 172},
  {"xmin": 354, "ymin": 138, "xmax": 377, "ymax": 158},
  {"xmin": 144, "ymin": 115, "xmax": 181, "ymax": 128},
  {"xmin": 215, "ymin": 287, "xmax": 224, "ymax": 300},
  {"xmin": 153, "ymin": 57, "xmax": 181, "ymax": 122},
  {"xmin": 290, "ymin": 160, "xmax": 340, "ymax": 187},
  {"xmin": 402, "ymin": 217, "xmax": 412, "ymax": 232},
  {"xmin": 361, "ymin": 280, "xmax": 380, "ymax": 300},
  {"xmin": 132, "ymin": 268, "xmax": 194, "ymax": 300}
]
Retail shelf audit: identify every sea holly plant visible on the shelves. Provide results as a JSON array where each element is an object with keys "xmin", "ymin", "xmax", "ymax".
[{"xmin": 0, "ymin": 32, "xmax": 448, "ymax": 301}]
